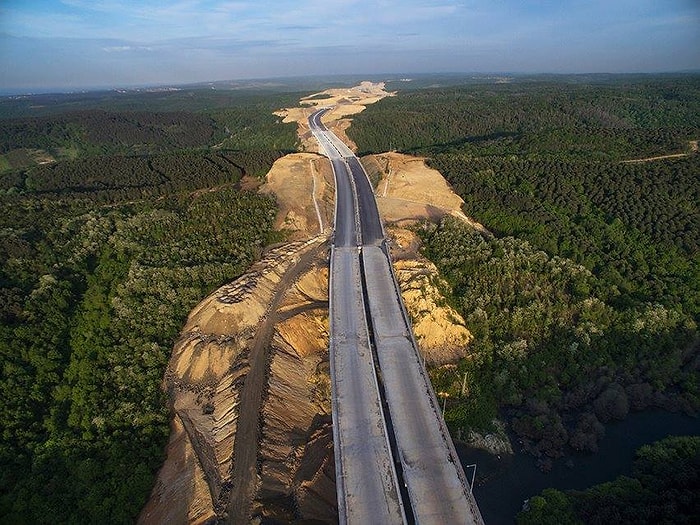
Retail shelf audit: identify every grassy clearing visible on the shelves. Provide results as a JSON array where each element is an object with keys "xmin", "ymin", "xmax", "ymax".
[{"xmin": 0, "ymin": 155, "xmax": 11, "ymax": 172}]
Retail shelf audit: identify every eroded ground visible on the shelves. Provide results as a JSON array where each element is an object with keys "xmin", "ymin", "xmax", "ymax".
[
  {"xmin": 275, "ymin": 80, "xmax": 394, "ymax": 154},
  {"xmin": 141, "ymin": 83, "xmax": 486, "ymax": 524}
]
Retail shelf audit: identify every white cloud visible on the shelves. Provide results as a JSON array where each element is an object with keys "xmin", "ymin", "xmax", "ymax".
[{"xmin": 102, "ymin": 45, "xmax": 154, "ymax": 53}]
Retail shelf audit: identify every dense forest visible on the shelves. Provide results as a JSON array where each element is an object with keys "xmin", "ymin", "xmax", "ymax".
[
  {"xmin": 350, "ymin": 75, "xmax": 700, "ymax": 161},
  {"xmin": 0, "ymin": 91, "xmax": 297, "ymax": 522},
  {"xmin": 349, "ymin": 75, "xmax": 699, "ymax": 463},
  {"xmin": 517, "ymin": 435, "xmax": 700, "ymax": 524},
  {"xmin": 0, "ymin": 89, "xmax": 299, "ymax": 172}
]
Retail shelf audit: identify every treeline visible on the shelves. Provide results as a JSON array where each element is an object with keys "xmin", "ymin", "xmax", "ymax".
[
  {"xmin": 0, "ymin": 188, "xmax": 279, "ymax": 523},
  {"xmin": 349, "ymin": 75, "xmax": 699, "ymax": 461},
  {"xmin": 517, "ymin": 435, "xmax": 700, "ymax": 524},
  {"xmin": 0, "ymin": 101, "xmax": 298, "ymax": 171},
  {"xmin": 0, "ymin": 92, "xmax": 296, "ymax": 522},
  {"xmin": 1, "ymin": 149, "xmax": 285, "ymax": 200},
  {"xmin": 0, "ymin": 87, "xmax": 306, "ymax": 118},
  {"xmin": 348, "ymin": 76, "xmax": 700, "ymax": 160},
  {"xmin": 0, "ymin": 110, "xmax": 222, "ymax": 156},
  {"xmin": 429, "ymin": 153, "xmax": 700, "ymax": 308}
]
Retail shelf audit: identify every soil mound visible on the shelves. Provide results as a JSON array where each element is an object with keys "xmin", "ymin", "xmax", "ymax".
[{"xmin": 141, "ymin": 83, "xmax": 487, "ymax": 524}]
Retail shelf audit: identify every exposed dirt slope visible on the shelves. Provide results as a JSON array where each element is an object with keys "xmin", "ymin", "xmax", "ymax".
[
  {"xmin": 260, "ymin": 153, "xmax": 335, "ymax": 240},
  {"xmin": 363, "ymin": 152, "xmax": 489, "ymax": 235},
  {"xmin": 389, "ymin": 229, "xmax": 473, "ymax": 366},
  {"xmin": 139, "ymin": 237, "xmax": 331, "ymax": 524},
  {"xmin": 275, "ymin": 81, "xmax": 393, "ymax": 154},
  {"xmin": 141, "ymin": 83, "xmax": 486, "ymax": 524}
]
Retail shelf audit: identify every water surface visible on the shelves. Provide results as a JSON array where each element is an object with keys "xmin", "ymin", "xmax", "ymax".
[{"xmin": 457, "ymin": 410, "xmax": 700, "ymax": 524}]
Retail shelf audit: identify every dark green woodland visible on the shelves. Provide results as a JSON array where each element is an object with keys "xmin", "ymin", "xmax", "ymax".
[
  {"xmin": 0, "ymin": 88, "xmax": 298, "ymax": 523},
  {"xmin": 1, "ymin": 75, "xmax": 698, "ymax": 523},
  {"xmin": 517, "ymin": 435, "xmax": 700, "ymax": 524},
  {"xmin": 349, "ymin": 75, "xmax": 699, "ymax": 462}
]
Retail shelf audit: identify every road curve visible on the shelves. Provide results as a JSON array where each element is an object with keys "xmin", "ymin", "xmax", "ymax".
[{"xmin": 312, "ymin": 109, "xmax": 407, "ymax": 524}]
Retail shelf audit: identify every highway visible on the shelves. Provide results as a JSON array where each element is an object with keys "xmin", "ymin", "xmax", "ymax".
[
  {"xmin": 310, "ymin": 108, "xmax": 484, "ymax": 524},
  {"xmin": 330, "ymin": 248, "xmax": 406, "ymax": 523},
  {"xmin": 311, "ymin": 109, "xmax": 407, "ymax": 523}
]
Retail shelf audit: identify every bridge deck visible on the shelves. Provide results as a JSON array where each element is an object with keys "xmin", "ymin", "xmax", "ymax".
[{"xmin": 363, "ymin": 246, "xmax": 483, "ymax": 524}]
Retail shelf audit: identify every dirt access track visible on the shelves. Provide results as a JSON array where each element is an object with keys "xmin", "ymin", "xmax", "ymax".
[
  {"xmin": 622, "ymin": 139, "xmax": 698, "ymax": 163},
  {"xmin": 275, "ymin": 80, "xmax": 392, "ymax": 154},
  {"xmin": 141, "ymin": 82, "xmax": 486, "ymax": 524}
]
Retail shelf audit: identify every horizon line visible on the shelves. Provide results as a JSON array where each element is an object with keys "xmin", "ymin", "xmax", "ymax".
[{"xmin": 2, "ymin": 70, "xmax": 700, "ymax": 98}]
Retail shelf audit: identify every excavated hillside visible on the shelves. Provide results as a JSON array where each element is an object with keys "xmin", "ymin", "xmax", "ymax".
[{"xmin": 140, "ymin": 83, "xmax": 486, "ymax": 524}]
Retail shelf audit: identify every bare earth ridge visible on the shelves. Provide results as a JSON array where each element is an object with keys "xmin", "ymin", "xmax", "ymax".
[{"xmin": 140, "ymin": 82, "xmax": 486, "ymax": 524}]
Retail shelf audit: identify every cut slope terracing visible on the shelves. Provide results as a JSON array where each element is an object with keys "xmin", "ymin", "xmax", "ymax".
[{"xmin": 141, "ymin": 82, "xmax": 487, "ymax": 524}]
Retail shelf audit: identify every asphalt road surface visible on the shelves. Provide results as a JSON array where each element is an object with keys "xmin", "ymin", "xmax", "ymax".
[
  {"xmin": 311, "ymin": 109, "xmax": 406, "ymax": 523},
  {"xmin": 330, "ymin": 247, "xmax": 407, "ymax": 524},
  {"xmin": 310, "ymin": 108, "xmax": 483, "ymax": 525}
]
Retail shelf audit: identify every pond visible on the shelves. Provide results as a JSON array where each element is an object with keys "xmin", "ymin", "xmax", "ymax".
[{"xmin": 457, "ymin": 410, "xmax": 700, "ymax": 524}]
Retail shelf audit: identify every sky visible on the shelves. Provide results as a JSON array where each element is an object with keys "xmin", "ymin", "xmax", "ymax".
[{"xmin": 1, "ymin": 0, "xmax": 699, "ymax": 93}]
